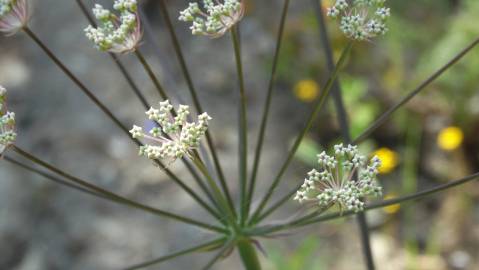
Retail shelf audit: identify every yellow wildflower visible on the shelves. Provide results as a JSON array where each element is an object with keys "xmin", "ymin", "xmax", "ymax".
[
  {"xmin": 294, "ymin": 79, "xmax": 319, "ymax": 102},
  {"xmin": 373, "ymin": 147, "xmax": 399, "ymax": 174},
  {"xmin": 437, "ymin": 126, "xmax": 464, "ymax": 151}
]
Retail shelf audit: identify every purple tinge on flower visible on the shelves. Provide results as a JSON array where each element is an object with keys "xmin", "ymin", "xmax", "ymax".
[
  {"xmin": 0, "ymin": 0, "xmax": 29, "ymax": 35},
  {"xmin": 84, "ymin": 0, "xmax": 142, "ymax": 54},
  {"xmin": 0, "ymin": 86, "xmax": 16, "ymax": 155}
]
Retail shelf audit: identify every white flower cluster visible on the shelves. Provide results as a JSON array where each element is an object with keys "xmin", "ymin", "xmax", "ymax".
[
  {"xmin": 130, "ymin": 100, "xmax": 212, "ymax": 164},
  {"xmin": 294, "ymin": 144, "xmax": 382, "ymax": 213},
  {"xmin": 0, "ymin": 86, "xmax": 16, "ymax": 154},
  {"xmin": 84, "ymin": 0, "xmax": 142, "ymax": 54},
  {"xmin": 179, "ymin": 0, "xmax": 244, "ymax": 38},
  {"xmin": 327, "ymin": 0, "xmax": 390, "ymax": 40},
  {"xmin": 0, "ymin": 0, "xmax": 28, "ymax": 35}
]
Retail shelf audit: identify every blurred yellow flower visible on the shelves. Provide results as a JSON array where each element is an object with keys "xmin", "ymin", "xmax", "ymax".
[
  {"xmin": 437, "ymin": 126, "xmax": 464, "ymax": 151},
  {"xmin": 373, "ymin": 147, "xmax": 399, "ymax": 174},
  {"xmin": 294, "ymin": 79, "xmax": 319, "ymax": 102},
  {"xmin": 383, "ymin": 193, "xmax": 401, "ymax": 214}
]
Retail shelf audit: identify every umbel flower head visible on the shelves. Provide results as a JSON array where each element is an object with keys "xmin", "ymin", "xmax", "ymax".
[
  {"xmin": 0, "ymin": 86, "xmax": 16, "ymax": 155},
  {"xmin": 130, "ymin": 100, "xmax": 211, "ymax": 165},
  {"xmin": 179, "ymin": 0, "xmax": 244, "ymax": 38},
  {"xmin": 327, "ymin": 0, "xmax": 390, "ymax": 41},
  {"xmin": 294, "ymin": 144, "xmax": 382, "ymax": 213},
  {"xmin": 84, "ymin": 0, "xmax": 142, "ymax": 54},
  {"xmin": 0, "ymin": 0, "xmax": 29, "ymax": 35}
]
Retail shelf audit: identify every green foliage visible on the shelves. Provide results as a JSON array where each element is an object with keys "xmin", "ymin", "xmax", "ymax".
[{"xmin": 267, "ymin": 237, "xmax": 326, "ymax": 270}]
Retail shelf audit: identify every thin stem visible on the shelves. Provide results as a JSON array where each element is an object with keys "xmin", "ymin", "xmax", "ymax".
[
  {"xmin": 193, "ymin": 155, "xmax": 237, "ymax": 227},
  {"xmin": 183, "ymin": 159, "xmax": 223, "ymax": 218},
  {"xmin": 231, "ymin": 26, "xmax": 249, "ymax": 225},
  {"xmin": 123, "ymin": 237, "xmax": 226, "ymax": 270},
  {"xmin": 353, "ymin": 36, "xmax": 479, "ymax": 144},
  {"xmin": 156, "ymin": 0, "xmax": 236, "ymax": 216},
  {"xmin": 249, "ymin": 42, "xmax": 354, "ymax": 225},
  {"xmin": 202, "ymin": 239, "xmax": 234, "ymax": 270},
  {"xmin": 255, "ymin": 182, "xmax": 302, "ymax": 222},
  {"xmin": 134, "ymin": 49, "xmax": 169, "ymax": 101},
  {"xmin": 247, "ymin": 0, "xmax": 290, "ymax": 223},
  {"xmin": 12, "ymin": 146, "xmax": 226, "ymax": 233},
  {"xmin": 23, "ymin": 27, "xmax": 131, "ymax": 137},
  {"xmin": 75, "ymin": 0, "xmax": 149, "ymax": 109},
  {"xmin": 23, "ymin": 26, "xmax": 221, "ymax": 220},
  {"xmin": 313, "ymin": 1, "xmax": 374, "ymax": 268},
  {"xmin": 4, "ymin": 156, "xmax": 106, "ymax": 199},
  {"xmin": 250, "ymin": 172, "xmax": 479, "ymax": 236}
]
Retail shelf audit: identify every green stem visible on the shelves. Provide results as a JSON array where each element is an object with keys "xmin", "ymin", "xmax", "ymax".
[
  {"xmin": 237, "ymin": 239, "xmax": 262, "ymax": 270},
  {"xmin": 4, "ymin": 156, "xmax": 106, "ymax": 199},
  {"xmin": 202, "ymin": 239, "xmax": 234, "ymax": 270},
  {"xmin": 353, "ymin": 36, "xmax": 479, "ymax": 144},
  {"xmin": 75, "ymin": 0, "xmax": 149, "ymax": 110},
  {"xmin": 134, "ymin": 49, "xmax": 169, "ymax": 101},
  {"xmin": 22, "ymin": 26, "xmax": 219, "ymax": 218},
  {"xmin": 231, "ymin": 26, "xmax": 249, "ymax": 225},
  {"xmin": 12, "ymin": 146, "xmax": 226, "ymax": 233},
  {"xmin": 123, "ymin": 237, "xmax": 226, "ymax": 270},
  {"xmin": 249, "ymin": 171, "xmax": 479, "ymax": 236},
  {"xmin": 249, "ymin": 42, "xmax": 354, "ymax": 225},
  {"xmin": 193, "ymin": 156, "xmax": 237, "ymax": 226},
  {"xmin": 157, "ymin": 0, "xmax": 236, "ymax": 217},
  {"xmin": 247, "ymin": 0, "xmax": 290, "ymax": 223},
  {"xmin": 313, "ymin": 1, "xmax": 374, "ymax": 268}
]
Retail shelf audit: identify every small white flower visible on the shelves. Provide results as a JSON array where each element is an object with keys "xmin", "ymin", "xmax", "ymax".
[
  {"xmin": 0, "ymin": 86, "xmax": 16, "ymax": 155},
  {"xmin": 327, "ymin": 0, "xmax": 390, "ymax": 41},
  {"xmin": 131, "ymin": 100, "xmax": 211, "ymax": 165},
  {"xmin": 294, "ymin": 143, "xmax": 382, "ymax": 213},
  {"xmin": 129, "ymin": 125, "xmax": 143, "ymax": 139},
  {"xmin": 84, "ymin": 0, "xmax": 142, "ymax": 53},
  {"xmin": 179, "ymin": 0, "xmax": 244, "ymax": 38},
  {"xmin": 0, "ymin": 0, "xmax": 29, "ymax": 35}
]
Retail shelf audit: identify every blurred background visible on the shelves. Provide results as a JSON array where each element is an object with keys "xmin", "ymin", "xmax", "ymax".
[{"xmin": 1, "ymin": 0, "xmax": 478, "ymax": 269}]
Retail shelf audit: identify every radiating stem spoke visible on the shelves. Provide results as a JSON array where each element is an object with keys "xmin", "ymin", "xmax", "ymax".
[
  {"xmin": 231, "ymin": 26, "xmax": 249, "ymax": 225},
  {"xmin": 353, "ymin": 37, "xmax": 479, "ymax": 144},
  {"xmin": 249, "ymin": 42, "xmax": 354, "ymax": 225},
  {"xmin": 313, "ymin": 1, "xmax": 374, "ymax": 268},
  {"xmin": 202, "ymin": 239, "xmax": 234, "ymax": 270},
  {"xmin": 24, "ymin": 25, "xmax": 225, "ymax": 221},
  {"xmin": 247, "ymin": 0, "xmax": 290, "ymax": 224},
  {"xmin": 134, "ymin": 49, "xmax": 169, "ymax": 100},
  {"xmin": 75, "ymin": 0, "xmax": 149, "ymax": 110},
  {"xmin": 11, "ymin": 146, "xmax": 227, "ymax": 233},
  {"xmin": 123, "ymin": 237, "xmax": 226, "ymax": 270},
  {"xmin": 156, "ymin": 0, "xmax": 236, "ymax": 217},
  {"xmin": 4, "ymin": 156, "xmax": 106, "ymax": 199},
  {"xmin": 250, "ymin": 172, "xmax": 479, "ymax": 235}
]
